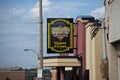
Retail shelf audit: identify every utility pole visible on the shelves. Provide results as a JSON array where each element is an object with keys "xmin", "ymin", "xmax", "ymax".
[{"xmin": 38, "ymin": 0, "xmax": 43, "ymax": 80}]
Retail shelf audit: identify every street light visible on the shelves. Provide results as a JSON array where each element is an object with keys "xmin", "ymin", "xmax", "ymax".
[
  {"xmin": 24, "ymin": 49, "xmax": 39, "ymax": 59},
  {"xmin": 25, "ymin": 0, "xmax": 43, "ymax": 80},
  {"xmin": 24, "ymin": 49, "xmax": 40, "ymax": 79},
  {"xmin": 24, "ymin": 0, "xmax": 43, "ymax": 79}
]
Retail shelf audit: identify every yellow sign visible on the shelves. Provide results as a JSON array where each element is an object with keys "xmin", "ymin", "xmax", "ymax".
[{"xmin": 47, "ymin": 18, "xmax": 73, "ymax": 53}]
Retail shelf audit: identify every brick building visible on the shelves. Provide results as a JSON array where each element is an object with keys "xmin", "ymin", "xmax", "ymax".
[
  {"xmin": 0, "ymin": 71, "xmax": 26, "ymax": 80},
  {"xmin": 0, "ymin": 67, "xmax": 38, "ymax": 80}
]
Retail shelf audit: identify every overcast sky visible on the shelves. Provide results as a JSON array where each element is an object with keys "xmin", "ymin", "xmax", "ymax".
[{"xmin": 0, "ymin": 0, "xmax": 104, "ymax": 69}]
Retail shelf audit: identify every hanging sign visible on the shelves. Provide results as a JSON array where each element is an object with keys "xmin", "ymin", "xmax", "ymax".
[{"xmin": 47, "ymin": 18, "xmax": 73, "ymax": 53}]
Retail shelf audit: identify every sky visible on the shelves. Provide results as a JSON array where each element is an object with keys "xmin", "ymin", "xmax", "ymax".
[{"xmin": 0, "ymin": 0, "xmax": 105, "ymax": 69}]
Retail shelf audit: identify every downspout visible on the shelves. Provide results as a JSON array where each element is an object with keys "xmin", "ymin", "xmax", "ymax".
[
  {"xmin": 102, "ymin": 20, "xmax": 108, "ymax": 60},
  {"xmin": 101, "ymin": 20, "xmax": 109, "ymax": 80}
]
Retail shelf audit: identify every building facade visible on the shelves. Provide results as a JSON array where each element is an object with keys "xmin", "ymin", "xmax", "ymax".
[
  {"xmin": 85, "ymin": 22, "xmax": 103, "ymax": 80},
  {"xmin": 75, "ymin": 16, "xmax": 104, "ymax": 80},
  {"xmin": 105, "ymin": 0, "xmax": 120, "ymax": 80}
]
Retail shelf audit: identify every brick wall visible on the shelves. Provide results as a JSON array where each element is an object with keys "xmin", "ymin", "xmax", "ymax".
[{"xmin": 0, "ymin": 71, "xmax": 25, "ymax": 80}]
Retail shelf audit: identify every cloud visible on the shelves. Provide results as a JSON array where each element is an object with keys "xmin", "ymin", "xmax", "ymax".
[
  {"xmin": 91, "ymin": 6, "xmax": 105, "ymax": 19},
  {"xmin": 29, "ymin": 2, "xmax": 39, "ymax": 19},
  {"xmin": 42, "ymin": 0, "xmax": 51, "ymax": 7},
  {"xmin": 29, "ymin": 0, "xmax": 52, "ymax": 19},
  {"xmin": 0, "ymin": 0, "xmax": 91, "ymax": 20},
  {"xmin": 9, "ymin": 8, "xmax": 26, "ymax": 16},
  {"xmin": 56, "ymin": 2, "xmax": 90, "ymax": 7},
  {"xmin": 0, "ymin": 0, "xmax": 52, "ymax": 20},
  {"xmin": 28, "ymin": 0, "xmax": 91, "ymax": 19}
]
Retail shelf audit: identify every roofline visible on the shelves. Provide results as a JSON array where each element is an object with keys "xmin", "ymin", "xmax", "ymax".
[{"xmin": 76, "ymin": 15, "xmax": 95, "ymax": 23}]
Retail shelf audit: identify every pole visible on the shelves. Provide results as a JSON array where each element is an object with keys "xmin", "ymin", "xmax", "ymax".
[{"xmin": 38, "ymin": 0, "xmax": 43, "ymax": 80}]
